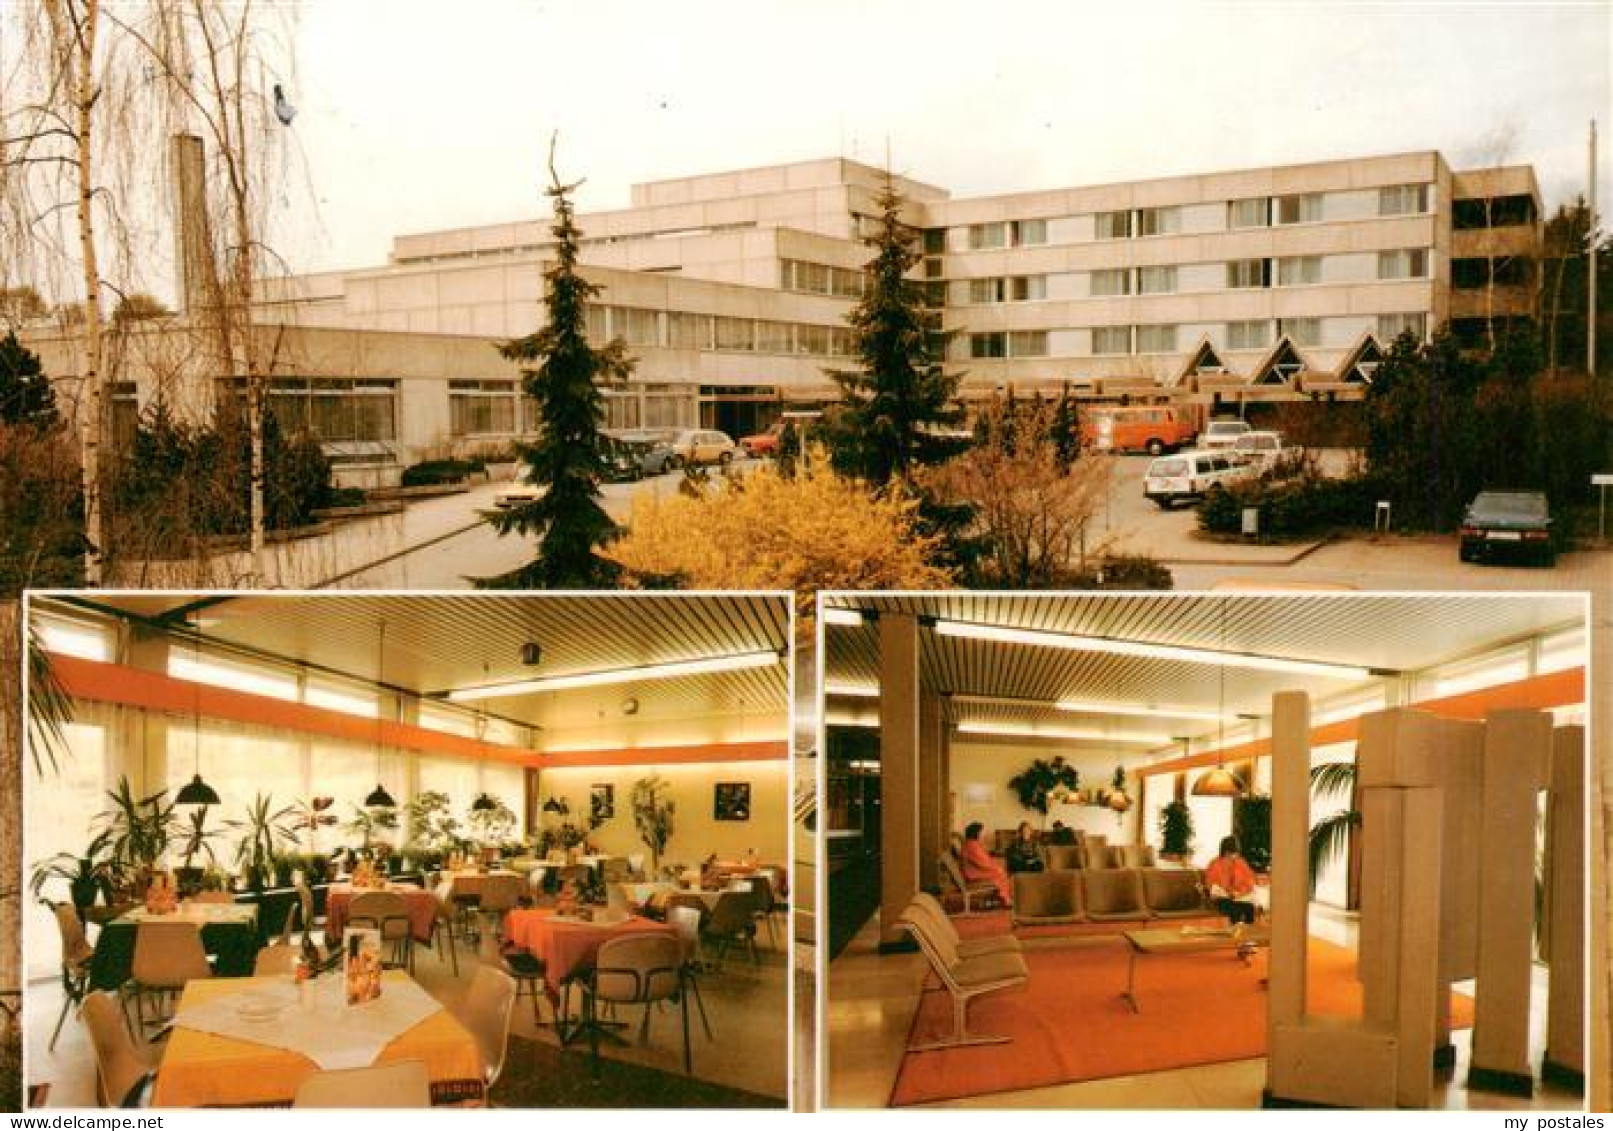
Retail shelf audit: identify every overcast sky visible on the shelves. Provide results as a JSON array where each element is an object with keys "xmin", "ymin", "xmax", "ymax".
[{"xmin": 267, "ymin": 1, "xmax": 1609, "ymax": 272}]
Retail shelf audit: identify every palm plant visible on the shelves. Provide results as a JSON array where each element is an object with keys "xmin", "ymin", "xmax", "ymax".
[
  {"xmin": 98, "ymin": 776, "xmax": 176, "ymax": 888},
  {"xmin": 631, "ymin": 775, "xmax": 675, "ymax": 870},
  {"xmin": 29, "ymin": 829, "xmax": 118, "ymax": 909},
  {"xmin": 228, "ymin": 793, "xmax": 298, "ymax": 889},
  {"xmin": 27, "ymin": 621, "xmax": 74, "ymax": 775},
  {"xmin": 177, "ymin": 806, "xmax": 222, "ymax": 871},
  {"xmin": 1307, "ymin": 760, "xmax": 1359, "ymax": 896}
]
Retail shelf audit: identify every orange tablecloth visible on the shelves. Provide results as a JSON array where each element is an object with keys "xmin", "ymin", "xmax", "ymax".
[
  {"xmin": 440, "ymin": 869, "xmax": 523, "ymax": 902},
  {"xmin": 503, "ymin": 909, "xmax": 677, "ymax": 993},
  {"xmin": 150, "ymin": 972, "xmax": 482, "ymax": 1107},
  {"xmin": 324, "ymin": 884, "xmax": 438, "ymax": 945}
]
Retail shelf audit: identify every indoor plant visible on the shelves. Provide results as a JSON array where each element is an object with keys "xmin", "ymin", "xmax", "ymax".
[
  {"xmin": 1159, "ymin": 799, "xmax": 1195, "ymax": 862},
  {"xmin": 1007, "ymin": 756, "xmax": 1080, "ymax": 825},
  {"xmin": 228, "ymin": 793, "xmax": 299, "ymax": 890},
  {"xmin": 98, "ymin": 776, "xmax": 176, "ymax": 896},
  {"xmin": 1234, "ymin": 792, "xmax": 1273, "ymax": 873},
  {"xmin": 630, "ymin": 775, "xmax": 675, "ymax": 871},
  {"xmin": 29, "ymin": 829, "xmax": 117, "ymax": 911}
]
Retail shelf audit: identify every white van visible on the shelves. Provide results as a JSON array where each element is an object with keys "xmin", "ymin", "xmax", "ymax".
[{"xmin": 1144, "ymin": 449, "xmax": 1249, "ymax": 509}]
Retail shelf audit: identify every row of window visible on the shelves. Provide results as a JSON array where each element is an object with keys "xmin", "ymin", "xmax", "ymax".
[
  {"xmin": 966, "ymin": 312, "xmax": 1427, "ymax": 359},
  {"xmin": 938, "ymin": 183, "xmax": 1432, "ymax": 252},
  {"xmin": 582, "ymin": 304, "xmax": 856, "ymax": 357},
  {"xmin": 778, "ymin": 258, "xmax": 866, "ymax": 298}
]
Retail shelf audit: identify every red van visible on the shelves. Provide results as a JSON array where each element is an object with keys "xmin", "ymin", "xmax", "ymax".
[{"xmin": 1082, "ymin": 406, "xmax": 1197, "ymax": 455}]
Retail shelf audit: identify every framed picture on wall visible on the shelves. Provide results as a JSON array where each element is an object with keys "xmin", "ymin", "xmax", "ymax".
[
  {"xmin": 714, "ymin": 782, "xmax": 751, "ymax": 821},
  {"xmin": 590, "ymin": 784, "xmax": 614, "ymax": 821}
]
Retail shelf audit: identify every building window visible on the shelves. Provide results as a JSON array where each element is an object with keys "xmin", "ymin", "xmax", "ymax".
[
  {"xmin": 109, "ymin": 381, "xmax": 138, "ymax": 454},
  {"xmin": 1452, "ymin": 194, "xmax": 1538, "ymax": 229},
  {"xmin": 795, "ymin": 324, "xmax": 828, "ymax": 355},
  {"xmin": 830, "ymin": 266, "xmax": 865, "ymax": 298},
  {"xmin": 1377, "ymin": 312, "xmax": 1427, "ymax": 342},
  {"xmin": 1377, "ymin": 249, "xmax": 1428, "ymax": 280},
  {"xmin": 1227, "ymin": 320, "xmax": 1272, "ymax": 350},
  {"xmin": 969, "ymin": 278, "xmax": 1006, "ymax": 304},
  {"xmin": 923, "ymin": 229, "xmax": 946, "ymax": 255},
  {"xmin": 1137, "ymin": 207, "xmax": 1181, "ymax": 237},
  {"xmin": 1008, "ymin": 330, "xmax": 1048, "ymax": 357},
  {"xmin": 968, "ymin": 222, "xmax": 1008, "ymax": 250},
  {"xmin": 1011, "ymin": 219, "xmax": 1048, "ymax": 246},
  {"xmin": 1091, "ymin": 326, "xmax": 1131, "ymax": 355},
  {"xmin": 1010, "ymin": 275, "xmax": 1047, "ymax": 301},
  {"xmin": 1277, "ymin": 255, "xmax": 1322, "ymax": 287},
  {"xmin": 1090, "ymin": 268, "xmax": 1132, "ymax": 297},
  {"xmin": 1094, "ymin": 210, "xmax": 1132, "ymax": 240},
  {"xmin": 1449, "ymin": 257, "xmax": 1529, "ymax": 291},
  {"xmin": 260, "ymin": 378, "xmax": 398, "ymax": 443},
  {"xmin": 1136, "ymin": 265, "xmax": 1177, "ymax": 295},
  {"xmin": 755, "ymin": 320, "xmax": 792, "ymax": 353},
  {"xmin": 612, "ymin": 306, "xmax": 661, "ymax": 347},
  {"xmin": 1228, "ymin": 197, "xmax": 1270, "ymax": 229},
  {"xmin": 1226, "ymin": 258, "xmax": 1271, "ymax": 289},
  {"xmin": 970, "ymin": 332, "xmax": 1007, "ymax": 359},
  {"xmin": 449, "ymin": 379, "xmax": 519, "ymax": 435},
  {"xmin": 1136, "ymin": 324, "xmax": 1178, "ymax": 353},
  {"xmin": 1279, "ymin": 317, "xmax": 1322, "ymax": 347},
  {"xmin": 1275, "ymin": 193, "xmax": 1323, "ymax": 224},
  {"xmin": 924, "ymin": 257, "xmax": 944, "ymax": 279},
  {"xmin": 667, "ymin": 311, "xmax": 708, "ymax": 350},
  {"xmin": 1378, "ymin": 183, "xmax": 1429, "ymax": 216},
  {"xmin": 713, "ymin": 316, "xmax": 754, "ymax": 351}
]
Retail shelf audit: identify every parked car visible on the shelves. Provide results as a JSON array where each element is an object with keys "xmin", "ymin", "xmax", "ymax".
[
  {"xmin": 1230, "ymin": 430, "xmax": 1289, "ymax": 471},
  {"xmin": 493, "ymin": 481, "xmax": 543, "ymax": 509},
  {"xmin": 1200, "ymin": 418, "xmax": 1253, "ymax": 450},
  {"xmin": 1082, "ymin": 405, "xmax": 1198, "ymax": 456},
  {"xmin": 1144, "ymin": 449, "xmax": 1250, "ymax": 509},
  {"xmin": 655, "ymin": 428, "xmax": 737, "ymax": 470},
  {"xmin": 739, "ymin": 410, "xmax": 824, "ymax": 457},
  {"xmin": 1459, "ymin": 490, "xmax": 1557, "ymax": 565}
]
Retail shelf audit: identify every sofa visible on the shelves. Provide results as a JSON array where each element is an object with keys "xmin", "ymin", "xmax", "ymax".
[{"xmin": 1011, "ymin": 866, "xmax": 1218, "ymax": 930}]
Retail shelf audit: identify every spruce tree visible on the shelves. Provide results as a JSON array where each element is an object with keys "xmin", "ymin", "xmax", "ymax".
[
  {"xmin": 0, "ymin": 332, "xmax": 59, "ymax": 430},
  {"xmin": 1051, "ymin": 382, "xmax": 1081, "ymax": 471},
  {"xmin": 480, "ymin": 144, "xmax": 633, "ymax": 588},
  {"xmin": 827, "ymin": 176, "xmax": 965, "ymax": 486}
]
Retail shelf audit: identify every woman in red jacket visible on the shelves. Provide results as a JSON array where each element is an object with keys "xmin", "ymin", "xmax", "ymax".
[
  {"xmin": 958, "ymin": 821, "xmax": 1012, "ymax": 908},
  {"xmin": 1204, "ymin": 835, "xmax": 1257, "ymax": 924}
]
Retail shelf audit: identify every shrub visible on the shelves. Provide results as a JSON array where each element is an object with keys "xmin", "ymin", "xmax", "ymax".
[
  {"xmin": 324, "ymin": 486, "xmax": 368, "ymax": 509},
  {"xmin": 401, "ymin": 458, "xmax": 485, "ymax": 487},
  {"xmin": 1198, "ymin": 474, "xmax": 1376, "ymax": 540},
  {"xmin": 1070, "ymin": 553, "xmax": 1174, "ymax": 590}
]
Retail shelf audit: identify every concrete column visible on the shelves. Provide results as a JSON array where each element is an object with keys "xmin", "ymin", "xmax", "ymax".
[
  {"xmin": 917, "ymin": 693, "xmax": 944, "ymax": 894},
  {"xmin": 126, "ymin": 626, "xmax": 171, "ymax": 800},
  {"xmin": 1544, "ymin": 725, "xmax": 1586, "ymax": 1087},
  {"xmin": 877, "ymin": 613, "xmax": 920, "ymax": 950},
  {"xmin": 1469, "ymin": 709, "xmax": 1551, "ymax": 1095},
  {"xmin": 1267, "ymin": 690, "xmax": 1312, "ymax": 1044},
  {"xmin": 1430, "ymin": 719, "xmax": 1485, "ymax": 1064}
]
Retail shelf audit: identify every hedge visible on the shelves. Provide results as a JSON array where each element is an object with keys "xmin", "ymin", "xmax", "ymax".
[
  {"xmin": 1198, "ymin": 473, "xmax": 1378, "ymax": 540},
  {"xmin": 400, "ymin": 458, "xmax": 485, "ymax": 487}
]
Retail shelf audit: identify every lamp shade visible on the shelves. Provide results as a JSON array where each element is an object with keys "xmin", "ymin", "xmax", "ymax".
[
  {"xmin": 364, "ymin": 783, "xmax": 397, "ymax": 808},
  {"xmin": 472, "ymin": 793, "xmax": 496, "ymax": 812},
  {"xmin": 1106, "ymin": 790, "xmax": 1132, "ymax": 813},
  {"xmin": 175, "ymin": 773, "xmax": 220, "ymax": 806},
  {"xmin": 1192, "ymin": 767, "xmax": 1244, "ymax": 797}
]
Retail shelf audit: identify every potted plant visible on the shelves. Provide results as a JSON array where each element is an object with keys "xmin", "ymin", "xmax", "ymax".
[
  {"xmin": 228, "ymin": 793, "xmax": 299, "ymax": 890},
  {"xmin": 467, "ymin": 795, "xmax": 517, "ymax": 849},
  {"xmin": 99, "ymin": 777, "xmax": 177, "ymax": 897},
  {"xmin": 343, "ymin": 803, "xmax": 400, "ymax": 852},
  {"xmin": 1007, "ymin": 756, "xmax": 1080, "ymax": 826},
  {"xmin": 290, "ymin": 797, "xmax": 339, "ymax": 857},
  {"xmin": 630, "ymin": 776, "xmax": 675, "ymax": 871},
  {"xmin": 406, "ymin": 790, "xmax": 459, "ymax": 853},
  {"xmin": 1159, "ymin": 799, "xmax": 1195, "ymax": 863},
  {"xmin": 174, "ymin": 806, "xmax": 222, "ymax": 894},
  {"xmin": 1234, "ymin": 793, "xmax": 1273, "ymax": 874},
  {"xmin": 29, "ymin": 830, "xmax": 117, "ymax": 912}
]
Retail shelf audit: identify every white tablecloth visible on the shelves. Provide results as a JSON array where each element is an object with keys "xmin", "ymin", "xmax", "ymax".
[
  {"xmin": 120, "ymin": 904, "xmax": 257, "ymax": 927},
  {"xmin": 171, "ymin": 973, "xmax": 444, "ymax": 1071}
]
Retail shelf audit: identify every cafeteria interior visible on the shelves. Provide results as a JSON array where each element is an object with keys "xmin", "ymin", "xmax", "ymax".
[{"xmin": 22, "ymin": 592, "xmax": 791, "ymax": 1109}]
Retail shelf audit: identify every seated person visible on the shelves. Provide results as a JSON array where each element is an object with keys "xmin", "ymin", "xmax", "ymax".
[
  {"xmin": 1004, "ymin": 821, "xmax": 1045, "ymax": 874},
  {"xmin": 1045, "ymin": 820, "xmax": 1077, "ymax": 846},
  {"xmin": 959, "ymin": 821, "xmax": 1012, "ymax": 907},
  {"xmin": 1204, "ymin": 835, "xmax": 1258, "ymax": 925}
]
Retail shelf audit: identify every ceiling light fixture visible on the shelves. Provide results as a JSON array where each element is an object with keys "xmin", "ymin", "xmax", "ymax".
[
  {"xmin": 930, "ymin": 619, "xmax": 1372, "ymax": 680},
  {"xmin": 955, "ymin": 721, "xmax": 1171, "ymax": 744},
  {"xmin": 175, "ymin": 638, "xmax": 221, "ymax": 806},
  {"xmin": 364, "ymin": 620, "xmax": 397, "ymax": 810},
  {"xmin": 821, "ymin": 607, "xmax": 866, "ymax": 628},
  {"xmin": 445, "ymin": 649, "xmax": 780, "ymax": 702},
  {"xmin": 1055, "ymin": 700, "xmax": 1224, "ymax": 722},
  {"xmin": 825, "ymin": 713, "xmax": 881, "ymax": 729},
  {"xmin": 1192, "ymin": 601, "xmax": 1246, "ymax": 799},
  {"xmin": 824, "ymin": 683, "xmax": 880, "ymax": 698}
]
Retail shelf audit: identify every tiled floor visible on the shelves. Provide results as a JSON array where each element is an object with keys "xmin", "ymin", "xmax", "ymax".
[
  {"xmin": 826, "ymin": 904, "xmax": 1583, "ymax": 1111},
  {"xmin": 26, "ymin": 916, "xmax": 789, "ymax": 1108}
]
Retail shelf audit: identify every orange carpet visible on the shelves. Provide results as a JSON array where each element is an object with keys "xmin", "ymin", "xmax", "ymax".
[{"xmin": 889, "ymin": 935, "xmax": 1476, "ymax": 1107}]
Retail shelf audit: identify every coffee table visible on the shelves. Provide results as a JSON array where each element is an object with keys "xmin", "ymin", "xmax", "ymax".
[{"xmin": 1121, "ymin": 925, "xmax": 1270, "ymax": 1013}]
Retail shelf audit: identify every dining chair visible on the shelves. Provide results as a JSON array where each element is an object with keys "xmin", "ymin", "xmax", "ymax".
[
  {"xmin": 460, "ymin": 966, "xmax": 517, "ymax": 1100},
  {"xmin": 48, "ymin": 902, "xmax": 94, "ymax": 1052},
  {"xmin": 81, "ymin": 991, "xmax": 155, "ymax": 1108},
  {"xmin": 275, "ymin": 897, "xmax": 301, "ymax": 948},
  {"xmin": 666, "ymin": 905, "xmax": 714, "ymax": 1041},
  {"xmin": 348, "ymin": 891, "xmax": 414, "ymax": 972},
  {"xmin": 477, "ymin": 875, "xmax": 525, "ymax": 944},
  {"xmin": 742, "ymin": 874, "xmax": 779, "ymax": 950},
  {"xmin": 588, "ymin": 934, "xmax": 691, "ymax": 1076},
  {"xmin": 292, "ymin": 1059, "xmax": 432, "ymax": 1108},
  {"xmin": 128, "ymin": 920, "xmax": 212, "ymax": 1032},
  {"xmin": 700, "ymin": 892, "xmax": 760, "ymax": 972},
  {"xmin": 498, "ymin": 947, "xmax": 548, "ymax": 1028},
  {"xmin": 427, "ymin": 889, "xmax": 460, "ymax": 977},
  {"xmin": 294, "ymin": 879, "xmax": 325, "ymax": 937},
  {"xmin": 253, "ymin": 943, "xmax": 298, "ymax": 976}
]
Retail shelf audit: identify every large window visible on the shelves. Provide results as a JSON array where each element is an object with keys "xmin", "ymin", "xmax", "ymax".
[
  {"xmin": 1135, "ymin": 324, "xmax": 1178, "ymax": 353},
  {"xmin": 1228, "ymin": 197, "xmax": 1269, "ymax": 229},
  {"xmin": 1278, "ymin": 317, "xmax": 1322, "ymax": 347},
  {"xmin": 1091, "ymin": 268, "xmax": 1132, "ymax": 297},
  {"xmin": 1378, "ymin": 183, "xmax": 1429, "ymax": 216},
  {"xmin": 967, "ymin": 222, "xmax": 1007, "ymax": 250},
  {"xmin": 1137, "ymin": 265, "xmax": 1177, "ymax": 295},
  {"xmin": 780, "ymin": 260, "xmax": 864, "ymax": 298},
  {"xmin": 1094, "ymin": 210, "xmax": 1132, "ymax": 240},
  {"xmin": 713, "ymin": 316, "xmax": 755, "ymax": 352},
  {"xmin": 169, "ymin": 647, "xmax": 298, "ymax": 701},
  {"xmin": 1010, "ymin": 275, "xmax": 1047, "ymax": 301},
  {"xmin": 1091, "ymin": 326, "xmax": 1131, "ymax": 355},
  {"xmin": 1275, "ymin": 193, "xmax": 1323, "ymax": 225},
  {"xmin": 1227, "ymin": 320, "xmax": 1272, "ymax": 350},
  {"xmin": 969, "ymin": 278, "xmax": 1006, "ymax": 304},
  {"xmin": 969, "ymin": 332, "xmax": 1007, "ymax": 359},
  {"xmin": 1011, "ymin": 219, "xmax": 1048, "ymax": 247},
  {"xmin": 1277, "ymin": 255, "xmax": 1322, "ymax": 287},
  {"xmin": 1008, "ymin": 330, "xmax": 1049, "ymax": 357},
  {"xmin": 1137, "ymin": 207, "xmax": 1181, "ymax": 237},
  {"xmin": 1226, "ymin": 258, "xmax": 1271, "ymax": 289},
  {"xmin": 449, "ymin": 380, "xmax": 519, "ymax": 436},
  {"xmin": 1377, "ymin": 312, "xmax": 1427, "ymax": 342},
  {"xmin": 260, "ymin": 378, "xmax": 398, "ymax": 443},
  {"xmin": 1377, "ymin": 249, "xmax": 1428, "ymax": 280}
]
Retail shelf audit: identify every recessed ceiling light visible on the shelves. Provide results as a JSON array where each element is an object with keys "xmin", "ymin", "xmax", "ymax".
[
  {"xmin": 446, "ymin": 649, "xmax": 780, "ymax": 702},
  {"xmin": 955, "ymin": 721, "xmax": 1171, "ymax": 744}
]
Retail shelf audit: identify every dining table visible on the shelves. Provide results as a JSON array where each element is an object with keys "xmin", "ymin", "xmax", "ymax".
[
  {"xmin": 324, "ymin": 882, "xmax": 439, "ymax": 946},
  {"xmin": 437, "ymin": 869, "xmax": 524, "ymax": 902},
  {"xmin": 149, "ymin": 970, "xmax": 484, "ymax": 1107},
  {"xmin": 90, "ymin": 902, "xmax": 259, "ymax": 991},
  {"xmin": 502, "ymin": 907, "xmax": 679, "ymax": 996},
  {"xmin": 612, "ymin": 880, "xmax": 752, "ymax": 911}
]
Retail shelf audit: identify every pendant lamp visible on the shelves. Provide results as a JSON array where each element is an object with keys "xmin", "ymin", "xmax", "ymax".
[
  {"xmin": 1192, "ymin": 599, "xmax": 1245, "ymax": 798},
  {"xmin": 365, "ymin": 620, "xmax": 396, "ymax": 809},
  {"xmin": 176, "ymin": 639, "xmax": 221, "ymax": 806}
]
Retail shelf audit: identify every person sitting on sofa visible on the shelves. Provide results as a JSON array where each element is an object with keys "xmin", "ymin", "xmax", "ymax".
[
  {"xmin": 1045, "ymin": 820, "xmax": 1077, "ymax": 846},
  {"xmin": 1205, "ymin": 835, "xmax": 1258, "ymax": 925},
  {"xmin": 959, "ymin": 821, "xmax": 1013, "ymax": 907},
  {"xmin": 1004, "ymin": 821, "xmax": 1045, "ymax": 874}
]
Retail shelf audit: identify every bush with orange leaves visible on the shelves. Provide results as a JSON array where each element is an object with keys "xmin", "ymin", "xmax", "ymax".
[{"xmin": 605, "ymin": 451, "xmax": 955, "ymax": 620}]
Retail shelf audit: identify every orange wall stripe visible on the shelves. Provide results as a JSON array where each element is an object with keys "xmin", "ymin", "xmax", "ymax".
[
  {"xmin": 535, "ymin": 740, "xmax": 788, "ymax": 768},
  {"xmin": 50, "ymin": 653, "xmax": 537, "ymax": 766},
  {"xmin": 1137, "ymin": 666, "xmax": 1584, "ymax": 779}
]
